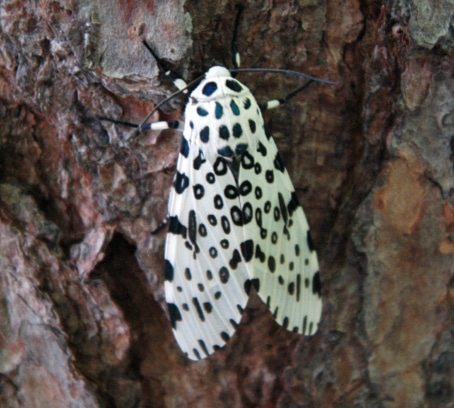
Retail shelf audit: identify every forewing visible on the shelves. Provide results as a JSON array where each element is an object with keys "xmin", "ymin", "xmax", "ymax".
[
  {"xmin": 239, "ymin": 135, "xmax": 322, "ymax": 335},
  {"xmin": 164, "ymin": 141, "xmax": 250, "ymax": 360}
]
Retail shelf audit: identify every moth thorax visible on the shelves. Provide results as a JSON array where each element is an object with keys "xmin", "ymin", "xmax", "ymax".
[{"xmin": 205, "ymin": 66, "xmax": 231, "ymax": 79}]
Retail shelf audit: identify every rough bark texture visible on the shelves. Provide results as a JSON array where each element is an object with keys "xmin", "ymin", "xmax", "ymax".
[{"xmin": 1, "ymin": 0, "xmax": 453, "ymax": 407}]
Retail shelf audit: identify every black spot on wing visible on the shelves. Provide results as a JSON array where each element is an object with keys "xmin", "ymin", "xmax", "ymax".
[
  {"xmin": 229, "ymin": 249, "xmax": 241, "ymax": 269},
  {"xmin": 231, "ymin": 202, "xmax": 252, "ymax": 227},
  {"xmin": 278, "ymin": 193, "xmax": 288, "ymax": 224},
  {"xmin": 308, "ymin": 321, "xmax": 314, "ymax": 335},
  {"xmin": 207, "ymin": 214, "xmax": 217, "ymax": 226},
  {"xmin": 220, "ymin": 331, "xmax": 230, "ymax": 342},
  {"xmin": 168, "ymin": 216, "xmax": 187, "ymax": 237},
  {"xmin": 274, "ymin": 152, "xmax": 285, "ymax": 172},
  {"xmin": 180, "ymin": 138, "xmax": 189, "ymax": 157},
  {"xmin": 225, "ymin": 185, "xmax": 239, "ymax": 199},
  {"xmin": 200, "ymin": 126, "xmax": 210, "ymax": 143},
  {"xmin": 174, "ymin": 171, "xmax": 189, "ymax": 194},
  {"xmin": 230, "ymin": 100, "xmax": 240, "ymax": 115},
  {"xmin": 268, "ymin": 256, "xmax": 276, "ymax": 272},
  {"xmin": 215, "ymin": 102, "xmax": 223, "ymax": 119},
  {"xmin": 232, "ymin": 123, "xmax": 243, "ymax": 138},
  {"xmin": 214, "ymin": 157, "xmax": 228, "ymax": 175},
  {"xmin": 282, "ymin": 316, "xmax": 289, "ymax": 329},
  {"xmin": 257, "ymin": 141, "xmax": 267, "ymax": 156},
  {"xmin": 221, "ymin": 216, "xmax": 231, "ymax": 234},
  {"xmin": 255, "ymin": 244, "xmax": 266, "ymax": 262},
  {"xmin": 193, "ymin": 184, "xmax": 205, "ymax": 199},
  {"xmin": 241, "ymin": 151, "xmax": 254, "ymax": 169},
  {"xmin": 242, "ymin": 202, "xmax": 253, "ymax": 225},
  {"xmin": 226, "ymin": 79, "xmax": 242, "ymax": 92},
  {"xmin": 193, "ymin": 150, "xmax": 206, "ymax": 170},
  {"xmin": 214, "ymin": 194, "xmax": 224, "ymax": 209},
  {"xmin": 264, "ymin": 201, "xmax": 271, "ymax": 213},
  {"xmin": 198, "ymin": 339, "xmax": 210, "ymax": 357},
  {"xmin": 198, "ymin": 223, "xmax": 207, "ymax": 237},
  {"xmin": 231, "ymin": 206, "xmax": 242, "ymax": 226},
  {"xmin": 209, "ymin": 247, "xmax": 218, "ymax": 258},
  {"xmin": 240, "ymin": 239, "xmax": 254, "ymax": 262},
  {"xmin": 168, "ymin": 303, "xmax": 182, "ymax": 329},
  {"xmin": 235, "ymin": 143, "xmax": 248, "ymax": 154},
  {"xmin": 219, "ymin": 266, "xmax": 230, "ymax": 284},
  {"xmin": 255, "ymin": 208, "xmax": 262, "ymax": 227},
  {"xmin": 265, "ymin": 170, "xmax": 274, "ymax": 183},
  {"xmin": 296, "ymin": 274, "xmax": 301, "ymax": 302},
  {"xmin": 192, "ymin": 297, "xmax": 205, "ymax": 321},
  {"xmin": 244, "ymin": 278, "xmax": 260, "ymax": 294},
  {"xmin": 203, "ymin": 302, "xmax": 212, "ymax": 313},
  {"xmin": 202, "ymin": 81, "xmax": 217, "ymax": 96},
  {"xmin": 184, "ymin": 267, "xmax": 192, "ymax": 281},
  {"xmin": 264, "ymin": 124, "xmax": 272, "ymax": 140},
  {"xmin": 230, "ymin": 319, "xmax": 239, "ymax": 329},
  {"xmin": 248, "ymin": 119, "xmax": 256, "ymax": 133},
  {"xmin": 218, "ymin": 146, "xmax": 234, "ymax": 157},
  {"xmin": 307, "ymin": 230, "xmax": 316, "ymax": 252},
  {"xmin": 164, "ymin": 260, "xmax": 174, "ymax": 281},
  {"xmin": 239, "ymin": 181, "xmax": 252, "ymax": 196},
  {"xmin": 197, "ymin": 107, "xmax": 208, "ymax": 117},
  {"xmin": 312, "ymin": 271, "xmax": 322, "ymax": 296},
  {"xmin": 219, "ymin": 125, "xmax": 230, "ymax": 140},
  {"xmin": 287, "ymin": 192, "xmax": 299, "ymax": 215},
  {"xmin": 188, "ymin": 210, "xmax": 197, "ymax": 248}
]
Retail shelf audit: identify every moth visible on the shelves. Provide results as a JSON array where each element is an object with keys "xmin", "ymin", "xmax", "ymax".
[{"xmin": 103, "ymin": 10, "xmax": 333, "ymax": 360}]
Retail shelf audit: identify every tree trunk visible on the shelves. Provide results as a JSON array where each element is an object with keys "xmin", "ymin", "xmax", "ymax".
[{"xmin": 1, "ymin": 0, "xmax": 453, "ymax": 407}]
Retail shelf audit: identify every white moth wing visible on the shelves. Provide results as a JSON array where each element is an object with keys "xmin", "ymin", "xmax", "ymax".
[
  {"xmin": 164, "ymin": 135, "xmax": 250, "ymax": 360},
  {"xmin": 238, "ymin": 130, "xmax": 322, "ymax": 335},
  {"xmin": 164, "ymin": 66, "xmax": 322, "ymax": 360}
]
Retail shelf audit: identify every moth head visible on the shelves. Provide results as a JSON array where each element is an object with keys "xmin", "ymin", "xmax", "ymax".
[
  {"xmin": 205, "ymin": 66, "xmax": 231, "ymax": 79},
  {"xmin": 190, "ymin": 66, "xmax": 245, "ymax": 102}
]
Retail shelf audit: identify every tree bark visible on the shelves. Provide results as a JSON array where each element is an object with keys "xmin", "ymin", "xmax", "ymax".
[{"xmin": 1, "ymin": 0, "xmax": 453, "ymax": 407}]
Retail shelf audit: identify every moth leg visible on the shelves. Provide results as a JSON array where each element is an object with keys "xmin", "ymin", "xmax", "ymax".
[
  {"xmin": 259, "ymin": 80, "xmax": 315, "ymax": 111},
  {"xmin": 139, "ymin": 120, "xmax": 183, "ymax": 131},
  {"xmin": 142, "ymin": 40, "xmax": 188, "ymax": 92},
  {"xmin": 151, "ymin": 216, "xmax": 169, "ymax": 235},
  {"xmin": 98, "ymin": 116, "xmax": 183, "ymax": 132}
]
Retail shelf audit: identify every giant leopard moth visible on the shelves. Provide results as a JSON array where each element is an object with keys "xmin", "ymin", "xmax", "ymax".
[
  {"xmin": 163, "ymin": 64, "xmax": 323, "ymax": 360},
  {"xmin": 104, "ymin": 10, "xmax": 332, "ymax": 360}
]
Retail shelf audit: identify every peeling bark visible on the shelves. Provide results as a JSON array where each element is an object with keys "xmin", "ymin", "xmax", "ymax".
[{"xmin": 1, "ymin": 0, "xmax": 453, "ymax": 407}]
